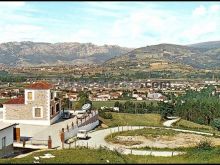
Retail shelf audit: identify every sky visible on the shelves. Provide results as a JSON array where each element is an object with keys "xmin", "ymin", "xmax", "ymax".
[{"xmin": 1, "ymin": 1, "xmax": 220, "ymax": 48}]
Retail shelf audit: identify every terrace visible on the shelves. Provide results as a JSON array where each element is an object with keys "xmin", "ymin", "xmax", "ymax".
[{"xmin": 13, "ymin": 110, "xmax": 98, "ymax": 149}]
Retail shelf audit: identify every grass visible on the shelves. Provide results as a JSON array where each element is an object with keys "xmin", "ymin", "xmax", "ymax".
[
  {"xmin": 2, "ymin": 147, "xmax": 220, "ymax": 163},
  {"xmin": 105, "ymin": 128, "xmax": 177, "ymax": 143},
  {"xmin": 173, "ymin": 119, "xmax": 220, "ymax": 137},
  {"xmin": 174, "ymin": 119, "xmax": 213, "ymax": 131},
  {"xmin": 127, "ymin": 147, "xmax": 220, "ymax": 164},
  {"xmin": 133, "ymin": 146, "xmax": 193, "ymax": 152},
  {"xmin": 105, "ymin": 128, "xmax": 178, "ymax": 147},
  {"xmin": 93, "ymin": 100, "xmax": 157, "ymax": 109},
  {"xmin": 99, "ymin": 112, "xmax": 162, "ymax": 127},
  {"xmin": 173, "ymin": 119, "xmax": 220, "ymax": 135},
  {"xmin": 0, "ymin": 147, "xmax": 128, "ymax": 164}
]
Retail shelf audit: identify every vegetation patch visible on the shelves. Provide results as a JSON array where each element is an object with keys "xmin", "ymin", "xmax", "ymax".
[
  {"xmin": 0, "ymin": 147, "xmax": 128, "ymax": 164},
  {"xmin": 2, "ymin": 146, "xmax": 220, "ymax": 163},
  {"xmin": 174, "ymin": 119, "xmax": 213, "ymax": 131},
  {"xmin": 99, "ymin": 112, "xmax": 162, "ymax": 127},
  {"xmin": 105, "ymin": 128, "xmax": 220, "ymax": 149}
]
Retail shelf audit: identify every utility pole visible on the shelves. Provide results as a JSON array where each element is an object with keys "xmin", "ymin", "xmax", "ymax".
[{"xmin": 135, "ymin": 103, "xmax": 137, "ymax": 114}]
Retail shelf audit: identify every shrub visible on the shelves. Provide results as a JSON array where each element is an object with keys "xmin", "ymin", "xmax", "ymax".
[
  {"xmin": 197, "ymin": 139, "xmax": 212, "ymax": 150},
  {"xmin": 211, "ymin": 118, "xmax": 220, "ymax": 131},
  {"xmin": 99, "ymin": 110, "xmax": 113, "ymax": 119}
]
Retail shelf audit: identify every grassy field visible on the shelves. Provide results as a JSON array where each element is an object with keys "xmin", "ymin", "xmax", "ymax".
[
  {"xmin": 105, "ymin": 128, "xmax": 177, "ymax": 143},
  {"xmin": 174, "ymin": 119, "xmax": 220, "ymax": 136},
  {"xmin": 127, "ymin": 147, "xmax": 220, "ymax": 163},
  {"xmin": 0, "ymin": 148, "xmax": 128, "ymax": 164},
  {"xmin": 174, "ymin": 119, "xmax": 213, "ymax": 131},
  {"xmin": 99, "ymin": 112, "xmax": 162, "ymax": 127},
  {"xmin": 93, "ymin": 100, "xmax": 157, "ymax": 109},
  {"xmin": 2, "ymin": 147, "xmax": 220, "ymax": 163}
]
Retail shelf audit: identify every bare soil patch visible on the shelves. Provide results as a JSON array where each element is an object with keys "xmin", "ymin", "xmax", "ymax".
[{"xmin": 110, "ymin": 133, "xmax": 220, "ymax": 149}]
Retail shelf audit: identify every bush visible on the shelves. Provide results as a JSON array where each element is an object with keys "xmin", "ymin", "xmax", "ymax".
[
  {"xmin": 211, "ymin": 118, "xmax": 220, "ymax": 131},
  {"xmin": 197, "ymin": 139, "xmax": 212, "ymax": 150},
  {"xmin": 99, "ymin": 110, "xmax": 113, "ymax": 119},
  {"xmin": 105, "ymin": 113, "xmax": 113, "ymax": 119}
]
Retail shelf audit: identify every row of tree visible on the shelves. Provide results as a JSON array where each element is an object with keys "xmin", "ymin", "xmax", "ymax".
[
  {"xmin": 157, "ymin": 85, "xmax": 220, "ymax": 130},
  {"xmin": 0, "ymin": 71, "xmax": 26, "ymax": 82},
  {"xmin": 113, "ymin": 101, "xmax": 159, "ymax": 114}
]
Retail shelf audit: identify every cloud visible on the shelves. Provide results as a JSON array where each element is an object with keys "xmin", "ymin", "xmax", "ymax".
[
  {"xmin": 65, "ymin": 3, "xmax": 219, "ymax": 47},
  {"xmin": 108, "ymin": 7, "xmax": 182, "ymax": 47},
  {"xmin": 0, "ymin": 24, "xmax": 44, "ymax": 43},
  {"xmin": 0, "ymin": 1, "xmax": 25, "ymax": 8},
  {"xmin": 66, "ymin": 29, "xmax": 98, "ymax": 44},
  {"xmin": 210, "ymin": 5, "xmax": 220, "ymax": 12},
  {"xmin": 182, "ymin": 21, "xmax": 217, "ymax": 40},
  {"xmin": 192, "ymin": 5, "xmax": 206, "ymax": 16},
  {"xmin": 0, "ymin": 2, "xmax": 220, "ymax": 47}
]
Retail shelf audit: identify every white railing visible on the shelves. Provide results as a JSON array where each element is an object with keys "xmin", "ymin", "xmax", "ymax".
[{"xmin": 63, "ymin": 111, "xmax": 99, "ymax": 140}]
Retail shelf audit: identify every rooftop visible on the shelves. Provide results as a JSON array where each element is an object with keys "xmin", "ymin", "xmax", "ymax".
[
  {"xmin": 26, "ymin": 81, "xmax": 53, "ymax": 90},
  {"xmin": 0, "ymin": 122, "xmax": 16, "ymax": 131},
  {"xmin": 4, "ymin": 96, "xmax": 25, "ymax": 104}
]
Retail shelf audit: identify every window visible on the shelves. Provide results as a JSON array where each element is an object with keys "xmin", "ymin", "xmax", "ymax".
[
  {"xmin": 27, "ymin": 92, "xmax": 32, "ymax": 100},
  {"xmin": 2, "ymin": 137, "xmax": 6, "ymax": 149},
  {"xmin": 56, "ymin": 103, "xmax": 60, "ymax": 112},
  {"xmin": 51, "ymin": 106, "xmax": 54, "ymax": 116},
  {"xmin": 34, "ymin": 107, "xmax": 42, "ymax": 118},
  {"xmin": 51, "ymin": 92, "xmax": 53, "ymax": 100}
]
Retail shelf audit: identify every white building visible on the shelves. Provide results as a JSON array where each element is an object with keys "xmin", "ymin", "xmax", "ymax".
[
  {"xmin": 0, "ymin": 122, "xmax": 16, "ymax": 158},
  {"xmin": 147, "ymin": 92, "xmax": 165, "ymax": 101},
  {"xmin": 3, "ymin": 81, "xmax": 61, "ymax": 126}
]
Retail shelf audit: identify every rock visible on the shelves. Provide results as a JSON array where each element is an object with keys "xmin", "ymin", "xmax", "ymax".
[{"xmin": 101, "ymin": 123, "xmax": 109, "ymax": 128}]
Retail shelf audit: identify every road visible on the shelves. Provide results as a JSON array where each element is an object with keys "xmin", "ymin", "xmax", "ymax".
[
  {"xmin": 68, "ymin": 126, "xmax": 185, "ymax": 157},
  {"xmin": 68, "ymin": 118, "xmax": 213, "ymax": 157}
]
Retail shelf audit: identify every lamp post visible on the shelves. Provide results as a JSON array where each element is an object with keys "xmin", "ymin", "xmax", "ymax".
[{"xmin": 69, "ymin": 98, "xmax": 74, "ymax": 110}]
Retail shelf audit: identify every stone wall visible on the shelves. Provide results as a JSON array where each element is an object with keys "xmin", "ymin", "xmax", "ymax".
[{"xmin": 4, "ymin": 90, "xmax": 49, "ymax": 121}]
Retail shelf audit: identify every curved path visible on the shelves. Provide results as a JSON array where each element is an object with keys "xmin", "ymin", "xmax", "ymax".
[
  {"xmin": 64, "ymin": 118, "xmax": 214, "ymax": 157},
  {"xmin": 65, "ymin": 124, "xmax": 212, "ymax": 157},
  {"xmin": 163, "ymin": 117, "xmax": 181, "ymax": 127},
  {"xmin": 66, "ymin": 126, "xmax": 185, "ymax": 156}
]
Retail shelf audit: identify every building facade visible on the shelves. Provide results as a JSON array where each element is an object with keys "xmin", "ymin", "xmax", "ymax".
[{"xmin": 3, "ymin": 82, "xmax": 61, "ymax": 126}]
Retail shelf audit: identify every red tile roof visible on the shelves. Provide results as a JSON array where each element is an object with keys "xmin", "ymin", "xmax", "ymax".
[
  {"xmin": 26, "ymin": 81, "xmax": 53, "ymax": 90},
  {"xmin": 4, "ymin": 96, "xmax": 24, "ymax": 104}
]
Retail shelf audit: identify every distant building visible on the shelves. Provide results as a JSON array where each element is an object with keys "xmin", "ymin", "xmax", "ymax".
[
  {"xmin": 147, "ymin": 92, "xmax": 165, "ymax": 101},
  {"xmin": 92, "ymin": 94, "xmax": 110, "ymax": 101}
]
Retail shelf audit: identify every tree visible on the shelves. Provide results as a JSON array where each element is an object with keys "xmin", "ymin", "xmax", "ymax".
[
  {"xmin": 158, "ymin": 101, "xmax": 174, "ymax": 119},
  {"xmin": 211, "ymin": 118, "xmax": 220, "ymax": 131},
  {"xmin": 62, "ymin": 98, "xmax": 69, "ymax": 109},
  {"xmin": 74, "ymin": 91, "xmax": 91, "ymax": 110},
  {"xmin": 114, "ymin": 101, "xmax": 120, "ymax": 107}
]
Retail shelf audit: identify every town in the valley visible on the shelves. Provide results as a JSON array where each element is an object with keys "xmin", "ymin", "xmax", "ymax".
[
  {"xmin": 0, "ymin": 63, "xmax": 220, "ymax": 162},
  {"xmin": 1, "ymin": 1, "xmax": 220, "ymax": 164}
]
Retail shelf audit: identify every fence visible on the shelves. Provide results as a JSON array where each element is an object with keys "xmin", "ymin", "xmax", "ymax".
[
  {"xmin": 63, "ymin": 111, "xmax": 99, "ymax": 141},
  {"xmin": 26, "ymin": 139, "xmax": 48, "ymax": 146},
  {"xmin": 69, "ymin": 125, "xmax": 185, "ymax": 157},
  {"xmin": 70, "ymin": 139, "xmax": 182, "ymax": 157}
]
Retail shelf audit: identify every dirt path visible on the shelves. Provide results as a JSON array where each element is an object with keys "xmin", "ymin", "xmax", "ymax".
[{"xmin": 163, "ymin": 117, "xmax": 181, "ymax": 127}]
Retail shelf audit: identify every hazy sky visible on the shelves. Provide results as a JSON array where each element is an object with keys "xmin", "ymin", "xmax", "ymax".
[{"xmin": 1, "ymin": 1, "xmax": 220, "ymax": 47}]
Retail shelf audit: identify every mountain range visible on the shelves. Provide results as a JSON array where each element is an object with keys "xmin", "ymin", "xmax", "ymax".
[
  {"xmin": 0, "ymin": 41, "xmax": 132, "ymax": 66},
  {"xmin": 0, "ymin": 41, "xmax": 219, "ymax": 69},
  {"xmin": 104, "ymin": 41, "xmax": 220, "ymax": 69}
]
